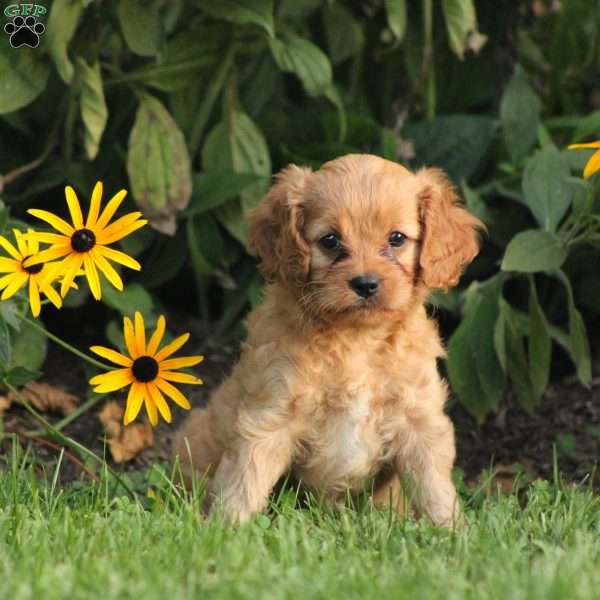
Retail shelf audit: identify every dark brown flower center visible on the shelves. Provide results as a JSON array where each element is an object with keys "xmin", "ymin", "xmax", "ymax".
[
  {"xmin": 132, "ymin": 356, "xmax": 159, "ymax": 383},
  {"xmin": 21, "ymin": 256, "xmax": 43, "ymax": 275},
  {"xmin": 71, "ymin": 228, "xmax": 96, "ymax": 252}
]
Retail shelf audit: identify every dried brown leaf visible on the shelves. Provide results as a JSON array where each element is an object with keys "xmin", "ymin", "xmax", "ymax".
[
  {"xmin": 0, "ymin": 395, "xmax": 12, "ymax": 415},
  {"xmin": 16, "ymin": 382, "xmax": 78, "ymax": 415}
]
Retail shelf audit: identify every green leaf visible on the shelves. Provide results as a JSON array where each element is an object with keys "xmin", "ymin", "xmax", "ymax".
[
  {"xmin": 127, "ymin": 94, "xmax": 192, "ymax": 235},
  {"xmin": 500, "ymin": 69, "xmax": 542, "ymax": 164},
  {"xmin": 498, "ymin": 299, "xmax": 537, "ymax": 413},
  {"xmin": 202, "ymin": 110, "xmax": 271, "ymax": 216},
  {"xmin": 45, "ymin": 0, "xmax": 84, "ymax": 83},
  {"xmin": 528, "ymin": 278, "xmax": 551, "ymax": 401},
  {"xmin": 77, "ymin": 59, "xmax": 108, "ymax": 160},
  {"xmin": 501, "ymin": 230, "xmax": 567, "ymax": 273},
  {"xmin": 323, "ymin": 3, "xmax": 364, "ymax": 65},
  {"xmin": 185, "ymin": 172, "xmax": 267, "ymax": 217},
  {"xmin": 186, "ymin": 217, "xmax": 214, "ymax": 276},
  {"xmin": 385, "ymin": 0, "xmax": 407, "ymax": 40},
  {"xmin": 0, "ymin": 316, "xmax": 10, "ymax": 368},
  {"xmin": 137, "ymin": 233, "xmax": 188, "ymax": 289},
  {"xmin": 447, "ymin": 280, "xmax": 505, "ymax": 422},
  {"xmin": 0, "ymin": 198, "xmax": 9, "ymax": 234},
  {"xmin": 0, "ymin": 47, "xmax": 49, "ymax": 114},
  {"xmin": 118, "ymin": 0, "xmax": 163, "ymax": 57},
  {"xmin": 8, "ymin": 319, "xmax": 47, "ymax": 373},
  {"xmin": 554, "ymin": 270, "xmax": 591, "ymax": 385},
  {"xmin": 441, "ymin": 0, "xmax": 484, "ymax": 59},
  {"xmin": 102, "ymin": 283, "xmax": 154, "ymax": 318},
  {"xmin": 194, "ymin": 0, "xmax": 274, "ymax": 37},
  {"xmin": 522, "ymin": 146, "xmax": 572, "ymax": 232},
  {"xmin": 5, "ymin": 366, "xmax": 41, "ymax": 387},
  {"xmin": 405, "ymin": 115, "xmax": 495, "ymax": 183},
  {"xmin": 269, "ymin": 33, "xmax": 333, "ymax": 97}
]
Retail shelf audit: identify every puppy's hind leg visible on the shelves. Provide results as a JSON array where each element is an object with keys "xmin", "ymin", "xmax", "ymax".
[{"xmin": 172, "ymin": 407, "xmax": 222, "ymax": 488}]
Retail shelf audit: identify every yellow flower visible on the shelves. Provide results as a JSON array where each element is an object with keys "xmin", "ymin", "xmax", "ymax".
[
  {"xmin": 568, "ymin": 141, "xmax": 600, "ymax": 179},
  {"xmin": 25, "ymin": 181, "xmax": 147, "ymax": 300},
  {"xmin": 0, "ymin": 229, "xmax": 63, "ymax": 317},
  {"xmin": 89, "ymin": 312, "xmax": 203, "ymax": 426}
]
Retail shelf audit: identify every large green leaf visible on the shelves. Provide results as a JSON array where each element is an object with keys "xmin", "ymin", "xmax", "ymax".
[
  {"xmin": 0, "ymin": 48, "xmax": 49, "ymax": 114},
  {"xmin": 202, "ymin": 110, "xmax": 271, "ymax": 216},
  {"xmin": 447, "ymin": 280, "xmax": 505, "ymax": 422},
  {"xmin": 323, "ymin": 3, "xmax": 364, "ymax": 65},
  {"xmin": 45, "ymin": 0, "xmax": 84, "ymax": 83},
  {"xmin": 501, "ymin": 230, "xmax": 567, "ymax": 273},
  {"xmin": 528, "ymin": 278, "xmax": 551, "ymax": 401},
  {"xmin": 500, "ymin": 69, "xmax": 542, "ymax": 164},
  {"xmin": 385, "ymin": 0, "xmax": 407, "ymax": 41},
  {"xmin": 554, "ymin": 270, "xmax": 591, "ymax": 385},
  {"xmin": 441, "ymin": 0, "xmax": 485, "ymax": 59},
  {"xmin": 77, "ymin": 59, "xmax": 107, "ymax": 160},
  {"xmin": 522, "ymin": 146, "xmax": 571, "ymax": 232},
  {"xmin": 103, "ymin": 283, "xmax": 154, "ymax": 318},
  {"xmin": 405, "ymin": 115, "xmax": 495, "ymax": 183},
  {"xmin": 269, "ymin": 33, "xmax": 332, "ymax": 97},
  {"xmin": 194, "ymin": 0, "xmax": 274, "ymax": 37},
  {"xmin": 118, "ymin": 0, "xmax": 163, "ymax": 57},
  {"xmin": 127, "ymin": 95, "xmax": 192, "ymax": 235},
  {"xmin": 8, "ymin": 319, "xmax": 47, "ymax": 373}
]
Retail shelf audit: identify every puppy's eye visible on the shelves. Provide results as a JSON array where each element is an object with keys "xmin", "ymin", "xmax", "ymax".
[
  {"xmin": 319, "ymin": 233, "xmax": 341, "ymax": 250},
  {"xmin": 389, "ymin": 231, "xmax": 406, "ymax": 247}
]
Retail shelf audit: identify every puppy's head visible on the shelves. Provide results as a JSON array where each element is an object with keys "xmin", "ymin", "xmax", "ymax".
[{"xmin": 248, "ymin": 154, "xmax": 483, "ymax": 323}]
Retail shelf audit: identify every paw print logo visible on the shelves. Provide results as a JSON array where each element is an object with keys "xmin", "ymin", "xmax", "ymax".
[{"xmin": 4, "ymin": 15, "xmax": 45, "ymax": 48}]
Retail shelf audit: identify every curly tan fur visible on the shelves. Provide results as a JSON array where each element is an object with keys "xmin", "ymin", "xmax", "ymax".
[{"xmin": 173, "ymin": 154, "xmax": 483, "ymax": 526}]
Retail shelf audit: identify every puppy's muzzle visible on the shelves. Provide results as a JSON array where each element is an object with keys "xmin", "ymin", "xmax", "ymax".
[{"xmin": 349, "ymin": 275, "xmax": 379, "ymax": 299}]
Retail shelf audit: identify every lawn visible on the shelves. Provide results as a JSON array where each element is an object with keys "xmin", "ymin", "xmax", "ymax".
[{"xmin": 1, "ymin": 450, "xmax": 599, "ymax": 600}]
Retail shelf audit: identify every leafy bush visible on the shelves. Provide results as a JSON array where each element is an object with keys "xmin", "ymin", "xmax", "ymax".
[{"xmin": 1, "ymin": 0, "xmax": 599, "ymax": 421}]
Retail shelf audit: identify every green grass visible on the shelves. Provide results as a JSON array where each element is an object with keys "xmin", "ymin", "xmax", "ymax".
[{"xmin": 1, "ymin": 448, "xmax": 599, "ymax": 600}]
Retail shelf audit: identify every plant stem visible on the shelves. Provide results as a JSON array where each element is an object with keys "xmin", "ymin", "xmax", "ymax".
[
  {"xmin": 7, "ymin": 382, "xmax": 135, "ymax": 498},
  {"xmin": 422, "ymin": 0, "xmax": 435, "ymax": 120},
  {"xmin": 22, "ymin": 316, "xmax": 110, "ymax": 371}
]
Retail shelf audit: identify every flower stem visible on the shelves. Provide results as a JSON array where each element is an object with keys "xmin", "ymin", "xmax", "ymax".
[
  {"xmin": 7, "ymin": 382, "xmax": 135, "ymax": 498},
  {"xmin": 22, "ymin": 315, "xmax": 110, "ymax": 371}
]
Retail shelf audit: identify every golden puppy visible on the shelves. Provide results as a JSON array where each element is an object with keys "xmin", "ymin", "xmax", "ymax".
[{"xmin": 174, "ymin": 154, "xmax": 482, "ymax": 525}]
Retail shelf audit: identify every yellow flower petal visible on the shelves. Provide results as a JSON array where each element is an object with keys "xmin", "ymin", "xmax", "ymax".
[
  {"xmin": 27, "ymin": 209, "xmax": 74, "ymax": 236},
  {"xmin": 65, "ymin": 186, "xmax": 84, "ymax": 229},
  {"xmin": 134, "ymin": 311, "xmax": 146, "ymax": 355},
  {"xmin": 154, "ymin": 333, "xmax": 190, "ymax": 362},
  {"xmin": 0, "ymin": 272, "xmax": 17, "ymax": 289},
  {"xmin": 583, "ymin": 150, "xmax": 600, "ymax": 179},
  {"xmin": 154, "ymin": 378, "xmax": 192, "ymax": 410},
  {"xmin": 158, "ymin": 371, "xmax": 202, "ymax": 385},
  {"xmin": 90, "ymin": 368, "xmax": 134, "ymax": 393},
  {"xmin": 95, "ymin": 246, "xmax": 141, "ymax": 271},
  {"xmin": 0, "ymin": 236, "xmax": 22, "ymax": 260},
  {"xmin": 27, "ymin": 232, "xmax": 68, "ymax": 245},
  {"xmin": 0, "ymin": 257, "xmax": 18, "ymax": 273},
  {"xmin": 147, "ymin": 382, "xmax": 171, "ymax": 423},
  {"xmin": 25, "ymin": 245, "xmax": 72, "ymax": 267},
  {"xmin": 568, "ymin": 141, "xmax": 600, "ymax": 149},
  {"xmin": 40, "ymin": 283, "xmax": 62, "ymax": 309},
  {"xmin": 60, "ymin": 254, "xmax": 84, "ymax": 298},
  {"xmin": 95, "ymin": 212, "xmax": 142, "ymax": 241},
  {"xmin": 86, "ymin": 181, "xmax": 103, "ymax": 228},
  {"xmin": 83, "ymin": 254, "xmax": 102, "ymax": 300},
  {"xmin": 124, "ymin": 381, "xmax": 144, "ymax": 425},
  {"xmin": 147, "ymin": 315, "xmax": 166, "ymax": 356},
  {"xmin": 90, "ymin": 247, "xmax": 123, "ymax": 291},
  {"xmin": 95, "ymin": 189, "xmax": 127, "ymax": 230},
  {"xmin": 0, "ymin": 272, "xmax": 28, "ymax": 299},
  {"xmin": 90, "ymin": 345, "xmax": 132, "ymax": 367},
  {"xmin": 13, "ymin": 229, "xmax": 27, "ymax": 256},
  {"xmin": 144, "ymin": 394, "xmax": 158, "ymax": 426},
  {"xmin": 98, "ymin": 219, "xmax": 148, "ymax": 246},
  {"xmin": 28, "ymin": 279, "xmax": 41, "ymax": 317},
  {"xmin": 158, "ymin": 355, "xmax": 204, "ymax": 370},
  {"xmin": 123, "ymin": 317, "xmax": 138, "ymax": 358},
  {"xmin": 26, "ymin": 230, "xmax": 39, "ymax": 255}
]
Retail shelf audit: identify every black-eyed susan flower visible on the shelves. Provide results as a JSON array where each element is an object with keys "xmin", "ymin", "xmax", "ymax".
[
  {"xmin": 0, "ymin": 229, "xmax": 63, "ymax": 317},
  {"xmin": 25, "ymin": 181, "xmax": 147, "ymax": 301},
  {"xmin": 568, "ymin": 141, "xmax": 600, "ymax": 179},
  {"xmin": 89, "ymin": 312, "xmax": 203, "ymax": 426}
]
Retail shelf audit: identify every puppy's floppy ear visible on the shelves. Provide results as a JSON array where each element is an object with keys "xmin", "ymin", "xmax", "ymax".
[
  {"xmin": 417, "ymin": 168, "xmax": 484, "ymax": 290},
  {"xmin": 247, "ymin": 164, "xmax": 312, "ymax": 286}
]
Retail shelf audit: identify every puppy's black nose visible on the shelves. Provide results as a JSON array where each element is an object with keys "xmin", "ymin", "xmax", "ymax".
[{"xmin": 349, "ymin": 275, "xmax": 379, "ymax": 299}]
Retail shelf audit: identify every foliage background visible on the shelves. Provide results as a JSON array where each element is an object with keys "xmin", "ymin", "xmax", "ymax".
[{"xmin": 1, "ymin": 0, "xmax": 600, "ymax": 422}]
